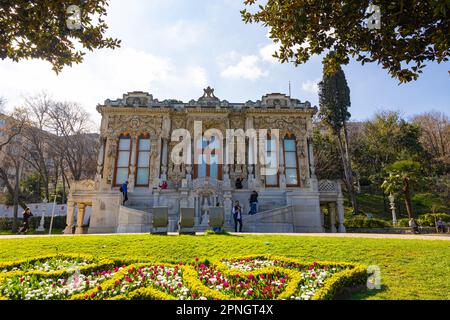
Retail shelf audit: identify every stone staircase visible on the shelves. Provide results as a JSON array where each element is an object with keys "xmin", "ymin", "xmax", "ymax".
[
  {"xmin": 117, "ymin": 192, "xmax": 154, "ymax": 233},
  {"xmin": 224, "ymin": 205, "xmax": 295, "ymax": 233}
]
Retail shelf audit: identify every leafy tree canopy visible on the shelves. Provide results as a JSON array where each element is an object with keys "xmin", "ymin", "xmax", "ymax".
[
  {"xmin": 0, "ymin": 0, "xmax": 120, "ymax": 73},
  {"xmin": 242, "ymin": 0, "xmax": 449, "ymax": 83},
  {"xmin": 318, "ymin": 64, "xmax": 351, "ymax": 133}
]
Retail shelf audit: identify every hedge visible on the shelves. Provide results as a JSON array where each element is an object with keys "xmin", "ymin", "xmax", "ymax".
[
  {"xmin": 344, "ymin": 215, "xmax": 391, "ymax": 228},
  {"xmin": 0, "ymin": 216, "xmax": 67, "ymax": 231}
]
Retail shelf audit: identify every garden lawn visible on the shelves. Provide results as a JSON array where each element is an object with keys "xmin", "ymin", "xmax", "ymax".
[{"xmin": 0, "ymin": 234, "xmax": 448, "ymax": 300}]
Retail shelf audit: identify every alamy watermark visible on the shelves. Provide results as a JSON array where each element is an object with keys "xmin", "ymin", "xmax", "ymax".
[
  {"xmin": 66, "ymin": 5, "xmax": 82, "ymax": 30},
  {"xmin": 367, "ymin": 265, "xmax": 382, "ymax": 290},
  {"xmin": 171, "ymin": 121, "xmax": 280, "ymax": 176}
]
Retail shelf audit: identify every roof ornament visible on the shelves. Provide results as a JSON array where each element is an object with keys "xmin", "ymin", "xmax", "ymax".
[{"xmin": 198, "ymin": 86, "xmax": 219, "ymax": 102}]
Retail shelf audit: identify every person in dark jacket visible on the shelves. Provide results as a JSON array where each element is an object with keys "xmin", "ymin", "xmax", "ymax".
[
  {"xmin": 232, "ymin": 201, "xmax": 243, "ymax": 232},
  {"xmin": 18, "ymin": 207, "xmax": 33, "ymax": 234},
  {"xmin": 249, "ymin": 190, "xmax": 258, "ymax": 215},
  {"xmin": 120, "ymin": 181, "xmax": 129, "ymax": 205},
  {"xmin": 235, "ymin": 177, "xmax": 243, "ymax": 189}
]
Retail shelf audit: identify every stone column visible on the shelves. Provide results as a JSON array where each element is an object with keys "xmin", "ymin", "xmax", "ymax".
[
  {"xmin": 150, "ymin": 138, "xmax": 159, "ymax": 189},
  {"xmin": 75, "ymin": 203, "xmax": 86, "ymax": 234},
  {"xmin": 128, "ymin": 136, "xmax": 138, "ymax": 191},
  {"xmin": 337, "ymin": 199, "xmax": 346, "ymax": 233},
  {"xmin": 63, "ymin": 201, "xmax": 76, "ymax": 234},
  {"xmin": 319, "ymin": 205, "xmax": 325, "ymax": 229},
  {"xmin": 328, "ymin": 202, "xmax": 337, "ymax": 233},
  {"xmin": 279, "ymin": 137, "xmax": 286, "ymax": 189},
  {"xmin": 103, "ymin": 136, "xmax": 119, "ymax": 189},
  {"xmin": 161, "ymin": 138, "xmax": 168, "ymax": 181},
  {"xmin": 223, "ymin": 192, "xmax": 233, "ymax": 226},
  {"xmin": 308, "ymin": 137, "xmax": 316, "ymax": 179}
]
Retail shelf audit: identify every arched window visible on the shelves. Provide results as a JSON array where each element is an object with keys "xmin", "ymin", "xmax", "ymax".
[
  {"xmin": 283, "ymin": 135, "xmax": 299, "ymax": 186},
  {"xmin": 264, "ymin": 134, "xmax": 279, "ymax": 187},
  {"xmin": 194, "ymin": 136, "xmax": 222, "ymax": 180},
  {"xmin": 135, "ymin": 134, "xmax": 151, "ymax": 186},
  {"xmin": 114, "ymin": 134, "xmax": 131, "ymax": 186}
]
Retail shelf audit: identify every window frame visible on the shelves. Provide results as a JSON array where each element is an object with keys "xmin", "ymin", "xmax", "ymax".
[
  {"xmin": 283, "ymin": 134, "xmax": 300, "ymax": 187},
  {"xmin": 113, "ymin": 134, "xmax": 132, "ymax": 187},
  {"xmin": 135, "ymin": 134, "xmax": 151, "ymax": 187},
  {"xmin": 264, "ymin": 133, "xmax": 279, "ymax": 187},
  {"xmin": 193, "ymin": 136, "xmax": 223, "ymax": 180}
]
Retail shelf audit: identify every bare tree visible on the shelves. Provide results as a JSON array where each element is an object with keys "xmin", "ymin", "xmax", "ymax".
[
  {"xmin": 0, "ymin": 107, "xmax": 28, "ymax": 151},
  {"xmin": 46, "ymin": 101, "xmax": 98, "ymax": 181},
  {"xmin": 0, "ymin": 136, "xmax": 27, "ymax": 232},
  {"xmin": 412, "ymin": 111, "xmax": 450, "ymax": 167},
  {"xmin": 20, "ymin": 93, "xmax": 54, "ymax": 199}
]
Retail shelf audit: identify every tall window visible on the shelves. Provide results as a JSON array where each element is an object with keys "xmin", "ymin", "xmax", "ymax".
[
  {"xmin": 283, "ymin": 135, "xmax": 299, "ymax": 186},
  {"xmin": 136, "ymin": 135, "xmax": 151, "ymax": 186},
  {"xmin": 114, "ymin": 135, "xmax": 131, "ymax": 186},
  {"xmin": 194, "ymin": 136, "xmax": 222, "ymax": 180},
  {"xmin": 264, "ymin": 135, "xmax": 278, "ymax": 187}
]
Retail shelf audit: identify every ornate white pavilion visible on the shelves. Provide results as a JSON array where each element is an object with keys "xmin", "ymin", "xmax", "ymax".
[{"xmin": 64, "ymin": 88, "xmax": 346, "ymax": 234}]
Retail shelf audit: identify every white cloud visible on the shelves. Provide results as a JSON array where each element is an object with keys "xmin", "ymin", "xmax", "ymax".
[
  {"xmin": 0, "ymin": 47, "xmax": 209, "ymax": 123},
  {"xmin": 301, "ymin": 79, "xmax": 320, "ymax": 94},
  {"xmin": 259, "ymin": 42, "xmax": 280, "ymax": 64},
  {"xmin": 218, "ymin": 52, "xmax": 268, "ymax": 80}
]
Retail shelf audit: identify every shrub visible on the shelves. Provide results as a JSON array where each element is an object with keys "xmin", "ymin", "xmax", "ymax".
[
  {"xmin": 397, "ymin": 218, "xmax": 410, "ymax": 227},
  {"xmin": 417, "ymin": 213, "xmax": 450, "ymax": 227},
  {"xmin": 0, "ymin": 216, "xmax": 66, "ymax": 231},
  {"xmin": 344, "ymin": 215, "xmax": 391, "ymax": 228}
]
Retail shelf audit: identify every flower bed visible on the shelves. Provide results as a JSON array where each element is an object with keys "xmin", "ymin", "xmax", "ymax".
[
  {"xmin": 0, "ymin": 268, "xmax": 120, "ymax": 300},
  {"xmin": 0, "ymin": 254, "xmax": 367, "ymax": 300},
  {"xmin": 78, "ymin": 264, "xmax": 202, "ymax": 300},
  {"xmin": 195, "ymin": 262, "xmax": 289, "ymax": 299}
]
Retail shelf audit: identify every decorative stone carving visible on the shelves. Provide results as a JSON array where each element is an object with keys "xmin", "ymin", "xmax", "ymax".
[{"xmin": 198, "ymin": 86, "xmax": 219, "ymax": 102}]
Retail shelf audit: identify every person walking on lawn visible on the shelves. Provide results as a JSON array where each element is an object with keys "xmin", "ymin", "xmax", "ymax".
[
  {"xmin": 232, "ymin": 201, "xmax": 243, "ymax": 232},
  {"xmin": 18, "ymin": 207, "xmax": 33, "ymax": 234}
]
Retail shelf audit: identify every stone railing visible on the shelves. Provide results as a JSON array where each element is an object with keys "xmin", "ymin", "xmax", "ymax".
[
  {"xmin": 192, "ymin": 177, "xmax": 223, "ymax": 191},
  {"xmin": 318, "ymin": 180, "xmax": 339, "ymax": 193}
]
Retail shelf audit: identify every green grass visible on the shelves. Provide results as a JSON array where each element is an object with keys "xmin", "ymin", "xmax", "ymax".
[{"xmin": 0, "ymin": 234, "xmax": 449, "ymax": 300}]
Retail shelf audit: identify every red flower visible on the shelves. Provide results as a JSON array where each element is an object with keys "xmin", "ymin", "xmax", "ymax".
[
  {"xmin": 97, "ymin": 286, "xmax": 102, "ymax": 291},
  {"xmin": 86, "ymin": 280, "xmax": 90, "ymax": 285},
  {"xmin": 192, "ymin": 293, "xmax": 196, "ymax": 299},
  {"xmin": 85, "ymin": 294, "xmax": 89, "ymax": 299},
  {"xmin": 224, "ymin": 282, "xmax": 229, "ymax": 288},
  {"xmin": 235, "ymin": 274, "xmax": 240, "ymax": 278},
  {"xmin": 195, "ymin": 257, "xmax": 199, "ymax": 262},
  {"xmin": 91, "ymin": 292, "xmax": 96, "ymax": 298},
  {"xmin": 249, "ymin": 274, "xmax": 254, "ymax": 280},
  {"xmin": 200, "ymin": 264, "xmax": 206, "ymax": 269},
  {"xmin": 280, "ymin": 278, "xmax": 286, "ymax": 283}
]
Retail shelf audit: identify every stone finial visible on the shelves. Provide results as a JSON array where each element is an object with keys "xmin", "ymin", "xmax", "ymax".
[{"xmin": 198, "ymin": 86, "xmax": 219, "ymax": 102}]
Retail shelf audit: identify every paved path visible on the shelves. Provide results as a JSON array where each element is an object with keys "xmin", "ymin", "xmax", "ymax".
[{"xmin": 0, "ymin": 232, "xmax": 448, "ymax": 240}]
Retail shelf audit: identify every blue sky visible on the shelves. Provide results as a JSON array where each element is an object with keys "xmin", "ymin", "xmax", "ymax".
[{"xmin": 0, "ymin": 0, "xmax": 449, "ymax": 124}]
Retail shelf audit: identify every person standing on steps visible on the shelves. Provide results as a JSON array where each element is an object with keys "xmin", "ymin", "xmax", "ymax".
[
  {"xmin": 232, "ymin": 200, "xmax": 243, "ymax": 232},
  {"xmin": 120, "ymin": 181, "xmax": 129, "ymax": 205},
  {"xmin": 249, "ymin": 190, "xmax": 258, "ymax": 215}
]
